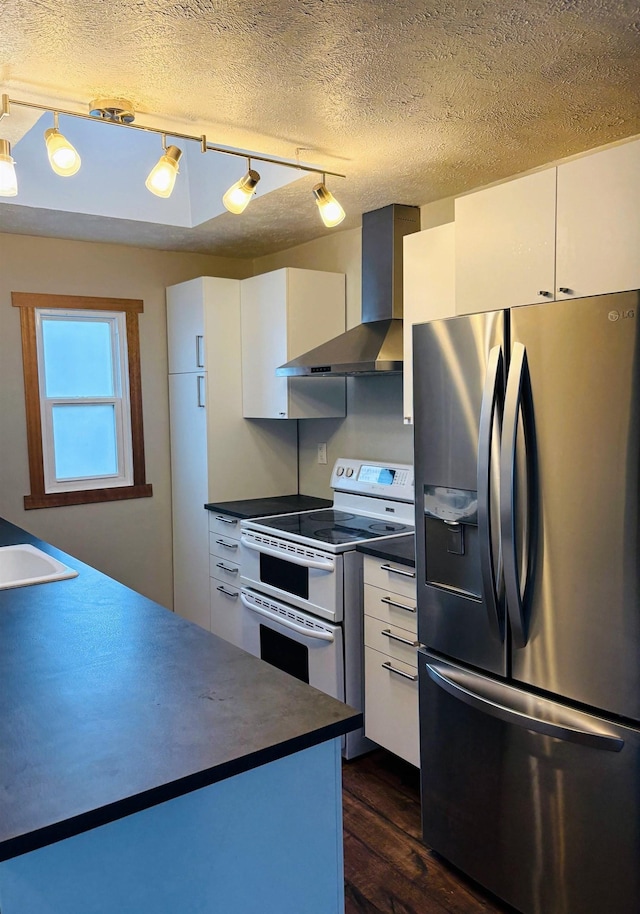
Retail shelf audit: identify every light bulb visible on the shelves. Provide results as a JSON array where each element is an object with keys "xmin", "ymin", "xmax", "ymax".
[
  {"xmin": 145, "ymin": 145, "xmax": 182, "ymax": 198},
  {"xmin": 222, "ymin": 168, "xmax": 260, "ymax": 214},
  {"xmin": 0, "ymin": 139, "xmax": 17, "ymax": 197},
  {"xmin": 312, "ymin": 183, "xmax": 345, "ymax": 227},
  {"xmin": 44, "ymin": 128, "xmax": 81, "ymax": 176}
]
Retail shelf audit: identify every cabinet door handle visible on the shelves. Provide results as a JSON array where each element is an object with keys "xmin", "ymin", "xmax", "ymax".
[
  {"xmin": 216, "ymin": 562, "xmax": 239, "ymax": 574},
  {"xmin": 215, "ymin": 539, "xmax": 238, "ymax": 550},
  {"xmin": 380, "ymin": 596, "xmax": 416, "ymax": 613},
  {"xmin": 382, "ymin": 661, "xmax": 418, "ymax": 682},
  {"xmin": 537, "ymin": 290, "xmax": 552, "ymax": 297},
  {"xmin": 380, "ymin": 563, "xmax": 416, "ymax": 579},
  {"xmin": 382, "ymin": 628, "xmax": 420, "ymax": 647},
  {"xmin": 196, "ymin": 334, "xmax": 205, "ymax": 368},
  {"xmin": 558, "ymin": 287, "xmax": 572, "ymax": 295},
  {"xmin": 216, "ymin": 585, "xmax": 239, "ymax": 598},
  {"xmin": 216, "ymin": 515, "xmax": 238, "ymax": 526},
  {"xmin": 197, "ymin": 374, "xmax": 206, "ymax": 408}
]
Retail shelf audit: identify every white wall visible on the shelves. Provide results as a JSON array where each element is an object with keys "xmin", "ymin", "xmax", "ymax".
[
  {"xmin": 252, "ymin": 226, "xmax": 414, "ymax": 498},
  {"xmin": 0, "ymin": 232, "xmax": 250, "ymax": 607}
]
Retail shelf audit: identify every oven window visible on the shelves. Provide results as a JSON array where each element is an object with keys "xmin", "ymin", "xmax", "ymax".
[
  {"xmin": 260, "ymin": 625, "xmax": 310, "ymax": 684},
  {"xmin": 259, "ymin": 553, "xmax": 309, "ymax": 600}
]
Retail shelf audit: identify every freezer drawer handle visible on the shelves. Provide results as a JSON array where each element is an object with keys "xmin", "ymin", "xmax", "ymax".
[
  {"xmin": 382, "ymin": 661, "xmax": 418, "ymax": 682},
  {"xmin": 380, "ymin": 596, "xmax": 416, "ymax": 613},
  {"xmin": 215, "ymin": 562, "xmax": 238, "ymax": 574},
  {"xmin": 382, "ymin": 629, "xmax": 420, "ymax": 647},
  {"xmin": 426, "ymin": 663, "xmax": 624, "ymax": 752},
  {"xmin": 380, "ymin": 563, "xmax": 416, "ymax": 579}
]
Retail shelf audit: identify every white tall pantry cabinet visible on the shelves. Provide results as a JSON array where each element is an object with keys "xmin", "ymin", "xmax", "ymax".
[{"xmin": 167, "ymin": 277, "xmax": 298, "ymax": 629}]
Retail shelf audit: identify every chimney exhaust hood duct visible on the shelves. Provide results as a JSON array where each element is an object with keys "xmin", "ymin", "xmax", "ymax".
[{"xmin": 276, "ymin": 203, "xmax": 420, "ymax": 377}]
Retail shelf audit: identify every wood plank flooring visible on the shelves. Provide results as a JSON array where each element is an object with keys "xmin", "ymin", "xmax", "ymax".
[{"xmin": 342, "ymin": 749, "xmax": 516, "ymax": 914}]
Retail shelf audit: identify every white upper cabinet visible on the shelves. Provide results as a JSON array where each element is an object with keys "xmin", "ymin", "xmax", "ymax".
[
  {"xmin": 556, "ymin": 138, "xmax": 640, "ymax": 299},
  {"xmin": 455, "ymin": 168, "xmax": 557, "ymax": 315},
  {"xmin": 167, "ymin": 278, "xmax": 206, "ymax": 374},
  {"xmin": 241, "ymin": 267, "xmax": 346, "ymax": 419},
  {"xmin": 402, "ymin": 224, "xmax": 456, "ymax": 425}
]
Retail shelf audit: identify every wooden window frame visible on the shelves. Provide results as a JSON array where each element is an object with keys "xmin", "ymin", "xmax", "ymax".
[{"xmin": 12, "ymin": 292, "xmax": 153, "ymax": 509}]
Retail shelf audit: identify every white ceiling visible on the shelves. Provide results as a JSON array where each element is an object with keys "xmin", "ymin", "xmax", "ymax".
[{"xmin": 1, "ymin": 0, "xmax": 640, "ymax": 258}]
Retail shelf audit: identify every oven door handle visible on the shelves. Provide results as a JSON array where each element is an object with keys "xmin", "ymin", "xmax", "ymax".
[
  {"xmin": 240, "ymin": 593, "xmax": 335, "ymax": 641},
  {"xmin": 240, "ymin": 535, "xmax": 335, "ymax": 571}
]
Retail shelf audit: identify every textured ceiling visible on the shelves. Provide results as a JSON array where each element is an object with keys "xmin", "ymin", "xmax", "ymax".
[{"xmin": 1, "ymin": 0, "xmax": 640, "ymax": 258}]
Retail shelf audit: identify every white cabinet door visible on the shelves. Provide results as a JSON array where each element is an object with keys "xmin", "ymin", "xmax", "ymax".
[
  {"xmin": 402, "ymin": 224, "xmax": 456, "ymax": 424},
  {"xmin": 241, "ymin": 268, "xmax": 346, "ymax": 419},
  {"xmin": 169, "ymin": 371, "xmax": 210, "ymax": 629},
  {"xmin": 167, "ymin": 278, "xmax": 206, "ymax": 374},
  {"xmin": 455, "ymin": 168, "xmax": 557, "ymax": 314},
  {"xmin": 210, "ymin": 578, "xmax": 243, "ymax": 648},
  {"xmin": 556, "ymin": 138, "xmax": 640, "ymax": 299}
]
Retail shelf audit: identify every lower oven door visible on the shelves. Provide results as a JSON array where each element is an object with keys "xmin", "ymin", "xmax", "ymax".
[{"xmin": 240, "ymin": 587, "xmax": 344, "ymax": 702}]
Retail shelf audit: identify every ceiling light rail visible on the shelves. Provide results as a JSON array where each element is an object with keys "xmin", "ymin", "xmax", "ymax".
[{"xmin": 0, "ymin": 94, "xmax": 346, "ymax": 225}]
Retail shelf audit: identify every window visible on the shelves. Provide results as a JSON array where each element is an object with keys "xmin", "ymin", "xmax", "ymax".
[{"xmin": 12, "ymin": 292, "xmax": 152, "ymax": 509}]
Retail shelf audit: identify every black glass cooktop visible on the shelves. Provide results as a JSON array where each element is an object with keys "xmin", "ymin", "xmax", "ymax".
[{"xmin": 254, "ymin": 509, "xmax": 411, "ymax": 545}]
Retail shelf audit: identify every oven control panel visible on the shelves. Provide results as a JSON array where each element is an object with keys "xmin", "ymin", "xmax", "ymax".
[{"xmin": 330, "ymin": 458, "xmax": 414, "ymax": 502}]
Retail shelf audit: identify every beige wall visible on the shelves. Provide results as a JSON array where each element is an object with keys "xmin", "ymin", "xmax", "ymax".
[
  {"xmin": 253, "ymin": 226, "xmax": 413, "ymax": 499},
  {"xmin": 0, "ymin": 232, "xmax": 249, "ymax": 608}
]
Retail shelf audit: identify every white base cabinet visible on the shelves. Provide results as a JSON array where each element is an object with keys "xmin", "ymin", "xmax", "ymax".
[
  {"xmin": 241, "ymin": 268, "xmax": 346, "ymax": 419},
  {"xmin": 208, "ymin": 510, "xmax": 243, "ymax": 647},
  {"xmin": 363, "ymin": 555, "xmax": 420, "ymax": 767}
]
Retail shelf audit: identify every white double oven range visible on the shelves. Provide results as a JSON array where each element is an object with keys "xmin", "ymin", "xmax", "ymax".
[{"xmin": 240, "ymin": 458, "xmax": 414, "ymax": 758}]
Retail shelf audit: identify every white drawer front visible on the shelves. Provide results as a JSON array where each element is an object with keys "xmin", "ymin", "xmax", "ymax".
[
  {"xmin": 209, "ymin": 531, "xmax": 241, "ymax": 558},
  {"xmin": 364, "ymin": 615, "xmax": 420, "ymax": 667},
  {"xmin": 364, "ymin": 646, "xmax": 419, "ymax": 767},
  {"xmin": 208, "ymin": 512, "xmax": 242, "ymax": 541},
  {"xmin": 210, "ymin": 576, "xmax": 242, "ymax": 648},
  {"xmin": 209, "ymin": 553, "xmax": 241, "ymax": 585},
  {"xmin": 363, "ymin": 555, "xmax": 416, "ymax": 600},
  {"xmin": 364, "ymin": 583, "xmax": 417, "ymax": 634}
]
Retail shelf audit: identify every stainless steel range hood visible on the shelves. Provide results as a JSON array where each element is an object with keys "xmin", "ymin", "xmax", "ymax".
[{"xmin": 276, "ymin": 203, "xmax": 420, "ymax": 377}]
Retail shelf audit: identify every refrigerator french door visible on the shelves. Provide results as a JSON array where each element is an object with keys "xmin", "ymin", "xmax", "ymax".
[{"xmin": 413, "ymin": 289, "xmax": 640, "ymax": 914}]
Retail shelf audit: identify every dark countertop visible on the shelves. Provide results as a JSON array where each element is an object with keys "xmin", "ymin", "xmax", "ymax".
[
  {"xmin": 356, "ymin": 533, "xmax": 416, "ymax": 567},
  {"xmin": 205, "ymin": 494, "xmax": 332, "ymax": 519},
  {"xmin": 0, "ymin": 518, "xmax": 360, "ymax": 863}
]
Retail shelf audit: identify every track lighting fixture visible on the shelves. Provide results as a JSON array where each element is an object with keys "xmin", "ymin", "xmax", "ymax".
[
  {"xmin": 44, "ymin": 112, "xmax": 81, "ymax": 176},
  {"xmin": 223, "ymin": 159, "xmax": 261, "ymax": 214},
  {"xmin": 0, "ymin": 93, "xmax": 347, "ymax": 225},
  {"xmin": 145, "ymin": 137, "xmax": 182, "ymax": 198},
  {"xmin": 313, "ymin": 176, "xmax": 346, "ymax": 227},
  {"xmin": 0, "ymin": 138, "xmax": 18, "ymax": 196}
]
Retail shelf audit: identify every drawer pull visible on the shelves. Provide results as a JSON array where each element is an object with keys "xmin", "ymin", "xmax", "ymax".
[
  {"xmin": 382, "ymin": 628, "xmax": 420, "ymax": 648},
  {"xmin": 380, "ymin": 596, "xmax": 416, "ymax": 613},
  {"xmin": 216, "ymin": 562, "xmax": 239, "ymax": 574},
  {"xmin": 215, "ymin": 515, "xmax": 238, "ymax": 526},
  {"xmin": 380, "ymin": 563, "xmax": 416, "ymax": 579},
  {"xmin": 216, "ymin": 539, "xmax": 238, "ymax": 549},
  {"xmin": 216, "ymin": 585, "xmax": 239, "ymax": 598},
  {"xmin": 382, "ymin": 661, "xmax": 418, "ymax": 682}
]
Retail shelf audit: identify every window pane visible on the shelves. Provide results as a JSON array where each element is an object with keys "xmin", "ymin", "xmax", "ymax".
[
  {"xmin": 42, "ymin": 318, "xmax": 115, "ymax": 397},
  {"xmin": 52, "ymin": 404, "xmax": 118, "ymax": 480}
]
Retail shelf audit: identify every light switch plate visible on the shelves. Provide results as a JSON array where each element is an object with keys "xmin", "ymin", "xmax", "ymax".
[{"xmin": 317, "ymin": 443, "xmax": 327, "ymax": 465}]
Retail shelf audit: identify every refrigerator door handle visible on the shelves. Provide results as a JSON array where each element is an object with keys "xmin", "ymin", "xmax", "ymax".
[
  {"xmin": 477, "ymin": 344, "xmax": 504, "ymax": 640},
  {"xmin": 426, "ymin": 662, "xmax": 624, "ymax": 752},
  {"xmin": 500, "ymin": 342, "xmax": 538, "ymax": 648}
]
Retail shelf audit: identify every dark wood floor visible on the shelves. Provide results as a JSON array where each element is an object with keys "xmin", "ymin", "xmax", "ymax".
[{"xmin": 342, "ymin": 749, "xmax": 515, "ymax": 914}]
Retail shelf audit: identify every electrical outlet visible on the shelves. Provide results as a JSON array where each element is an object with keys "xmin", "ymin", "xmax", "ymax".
[{"xmin": 317, "ymin": 443, "xmax": 327, "ymax": 465}]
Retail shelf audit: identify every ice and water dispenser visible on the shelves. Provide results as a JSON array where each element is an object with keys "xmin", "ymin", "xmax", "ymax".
[{"xmin": 423, "ymin": 485, "xmax": 482, "ymax": 599}]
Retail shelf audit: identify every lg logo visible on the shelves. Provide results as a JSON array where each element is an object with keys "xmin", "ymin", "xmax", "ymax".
[{"xmin": 608, "ymin": 309, "xmax": 635, "ymax": 322}]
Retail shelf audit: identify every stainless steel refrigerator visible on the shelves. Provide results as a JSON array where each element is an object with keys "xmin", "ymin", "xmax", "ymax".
[{"xmin": 413, "ymin": 290, "xmax": 640, "ymax": 914}]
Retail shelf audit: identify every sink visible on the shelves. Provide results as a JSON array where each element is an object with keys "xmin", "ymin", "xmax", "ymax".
[{"xmin": 0, "ymin": 544, "xmax": 79, "ymax": 590}]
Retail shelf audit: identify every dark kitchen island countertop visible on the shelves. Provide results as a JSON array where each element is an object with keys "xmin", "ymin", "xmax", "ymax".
[
  {"xmin": 356, "ymin": 533, "xmax": 416, "ymax": 567},
  {"xmin": 205, "ymin": 493, "xmax": 332, "ymax": 519},
  {"xmin": 0, "ymin": 517, "xmax": 361, "ymax": 865}
]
